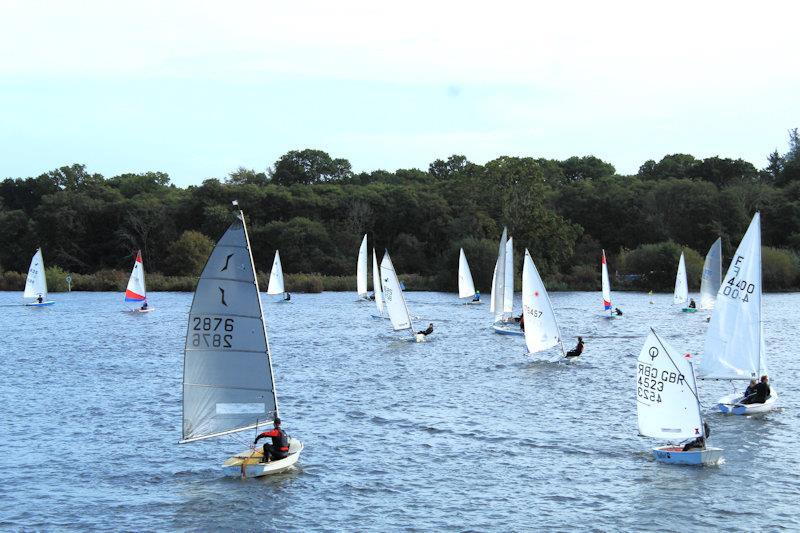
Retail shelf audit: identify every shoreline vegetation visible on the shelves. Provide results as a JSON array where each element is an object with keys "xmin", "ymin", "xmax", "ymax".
[{"xmin": 2, "ymin": 131, "xmax": 800, "ymax": 293}]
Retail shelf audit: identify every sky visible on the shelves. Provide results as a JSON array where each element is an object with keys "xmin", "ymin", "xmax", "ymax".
[{"xmin": 1, "ymin": 0, "xmax": 798, "ymax": 186}]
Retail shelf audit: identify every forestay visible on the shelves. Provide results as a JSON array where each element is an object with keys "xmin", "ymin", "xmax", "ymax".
[
  {"xmin": 24, "ymin": 248, "xmax": 48, "ymax": 300},
  {"xmin": 372, "ymin": 248, "xmax": 384, "ymax": 315},
  {"xmin": 380, "ymin": 251, "xmax": 413, "ymax": 332},
  {"xmin": 521, "ymin": 249, "xmax": 562, "ymax": 355},
  {"xmin": 673, "ymin": 252, "xmax": 688, "ymax": 306},
  {"xmin": 700, "ymin": 213, "xmax": 765, "ymax": 380},
  {"xmin": 181, "ymin": 214, "xmax": 277, "ymax": 443},
  {"xmin": 503, "ymin": 237, "xmax": 514, "ymax": 314},
  {"xmin": 458, "ymin": 248, "xmax": 476, "ymax": 299},
  {"xmin": 637, "ymin": 329, "xmax": 703, "ymax": 441},
  {"xmin": 125, "ymin": 250, "xmax": 147, "ymax": 302},
  {"xmin": 491, "ymin": 228, "xmax": 508, "ymax": 322},
  {"xmin": 700, "ymin": 238, "xmax": 722, "ymax": 310},
  {"xmin": 601, "ymin": 249, "xmax": 612, "ymax": 311},
  {"xmin": 267, "ymin": 250, "xmax": 285, "ymax": 295},
  {"xmin": 357, "ymin": 234, "xmax": 368, "ymax": 297}
]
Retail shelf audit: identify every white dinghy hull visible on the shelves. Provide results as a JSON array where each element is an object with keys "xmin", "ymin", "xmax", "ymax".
[
  {"xmin": 493, "ymin": 324, "xmax": 523, "ymax": 336},
  {"xmin": 26, "ymin": 301, "xmax": 55, "ymax": 307},
  {"xmin": 717, "ymin": 390, "xmax": 779, "ymax": 415},
  {"xmin": 223, "ymin": 438, "xmax": 303, "ymax": 478},
  {"xmin": 652, "ymin": 445, "xmax": 723, "ymax": 466}
]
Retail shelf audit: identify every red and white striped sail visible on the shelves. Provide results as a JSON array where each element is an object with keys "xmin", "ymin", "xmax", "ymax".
[
  {"xmin": 601, "ymin": 249, "xmax": 612, "ymax": 311},
  {"xmin": 125, "ymin": 251, "xmax": 147, "ymax": 301}
]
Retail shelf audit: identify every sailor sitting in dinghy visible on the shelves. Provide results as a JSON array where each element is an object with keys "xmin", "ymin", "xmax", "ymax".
[
  {"xmin": 682, "ymin": 422, "xmax": 710, "ymax": 451},
  {"xmin": 254, "ymin": 418, "xmax": 290, "ymax": 462},
  {"xmin": 688, "ymin": 298, "xmax": 696, "ymax": 309},
  {"xmin": 741, "ymin": 375, "xmax": 770, "ymax": 405},
  {"xmin": 37, "ymin": 294, "xmax": 43, "ymax": 304},
  {"xmin": 472, "ymin": 290, "xmax": 480, "ymax": 302}
]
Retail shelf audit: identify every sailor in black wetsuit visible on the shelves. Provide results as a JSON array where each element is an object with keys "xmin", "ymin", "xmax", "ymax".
[
  {"xmin": 614, "ymin": 308, "xmax": 623, "ymax": 316},
  {"xmin": 742, "ymin": 375, "xmax": 770, "ymax": 404},
  {"xmin": 417, "ymin": 323, "xmax": 434, "ymax": 337},
  {"xmin": 254, "ymin": 418, "xmax": 290, "ymax": 462},
  {"xmin": 688, "ymin": 298, "xmax": 696, "ymax": 309},
  {"xmin": 566, "ymin": 337, "xmax": 584, "ymax": 358}
]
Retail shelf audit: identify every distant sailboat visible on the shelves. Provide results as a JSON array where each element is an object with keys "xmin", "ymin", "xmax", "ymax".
[
  {"xmin": 125, "ymin": 250, "xmax": 154, "ymax": 312},
  {"xmin": 23, "ymin": 248, "xmax": 54, "ymax": 306},
  {"xmin": 521, "ymin": 249, "xmax": 565, "ymax": 361},
  {"xmin": 503, "ymin": 237, "xmax": 515, "ymax": 318},
  {"xmin": 181, "ymin": 205, "xmax": 302, "ymax": 477},
  {"xmin": 600, "ymin": 249, "xmax": 615, "ymax": 318},
  {"xmin": 267, "ymin": 250, "xmax": 290, "ymax": 302},
  {"xmin": 379, "ymin": 250, "xmax": 423, "ymax": 342},
  {"xmin": 673, "ymin": 252, "xmax": 695, "ymax": 312},
  {"xmin": 699, "ymin": 238, "xmax": 722, "ymax": 310},
  {"xmin": 492, "ymin": 228, "xmax": 522, "ymax": 335},
  {"xmin": 637, "ymin": 328, "xmax": 722, "ymax": 465},
  {"xmin": 490, "ymin": 227, "xmax": 507, "ymax": 324},
  {"xmin": 458, "ymin": 248, "xmax": 479, "ymax": 304},
  {"xmin": 356, "ymin": 234, "xmax": 369, "ymax": 301},
  {"xmin": 699, "ymin": 213, "xmax": 777, "ymax": 414},
  {"xmin": 371, "ymin": 248, "xmax": 388, "ymax": 319}
]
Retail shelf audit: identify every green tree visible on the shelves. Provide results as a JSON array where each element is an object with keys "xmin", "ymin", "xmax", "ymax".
[{"xmin": 163, "ymin": 231, "xmax": 214, "ymax": 276}]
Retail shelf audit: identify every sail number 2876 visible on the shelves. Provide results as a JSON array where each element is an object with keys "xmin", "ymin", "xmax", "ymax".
[{"xmin": 191, "ymin": 316, "xmax": 234, "ymax": 348}]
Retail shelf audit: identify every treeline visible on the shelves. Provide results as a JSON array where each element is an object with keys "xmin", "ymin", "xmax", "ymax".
[{"xmin": 2, "ymin": 130, "xmax": 800, "ymax": 292}]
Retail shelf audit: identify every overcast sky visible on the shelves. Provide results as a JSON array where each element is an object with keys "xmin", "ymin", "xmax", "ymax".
[{"xmin": 1, "ymin": 0, "xmax": 797, "ymax": 185}]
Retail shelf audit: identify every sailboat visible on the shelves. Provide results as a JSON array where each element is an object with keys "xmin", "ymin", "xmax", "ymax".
[
  {"xmin": 23, "ymin": 248, "xmax": 54, "ymax": 306},
  {"xmin": 181, "ymin": 205, "xmax": 302, "ymax": 478},
  {"xmin": 124, "ymin": 250, "xmax": 154, "ymax": 312},
  {"xmin": 637, "ymin": 328, "xmax": 723, "ymax": 466},
  {"xmin": 371, "ymin": 248, "xmax": 388, "ymax": 319},
  {"xmin": 600, "ymin": 249, "xmax": 615, "ymax": 318},
  {"xmin": 458, "ymin": 248, "xmax": 479, "ymax": 304},
  {"xmin": 356, "ymin": 234, "xmax": 369, "ymax": 301},
  {"xmin": 379, "ymin": 250, "xmax": 424, "ymax": 342},
  {"xmin": 492, "ymin": 229, "xmax": 522, "ymax": 336},
  {"xmin": 267, "ymin": 250, "xmax": 290, "ymax": 302},
  {"xmin": 699, "ymin": 238, "xmax": 722, "ymax": 310},
  {"xmin": 673, "ymin": 252, "xmax": 695, "ymax": 312},
  {"xmin": 699, "ymin": 212, "xmax": 777, "ymax": 414},
  {"xmin": 489, "ymin": 228, "xmax": 506, "ymax": 324},
  {"xmin": 521, "ymin": 249, "xmax": 566, "ymax": 361}
]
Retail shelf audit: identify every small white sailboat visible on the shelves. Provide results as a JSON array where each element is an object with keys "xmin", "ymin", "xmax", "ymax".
[
  {"xmin": 699, "ymin": 238, "xmax": 722, "ymax": 310},
  {"xmin": 492, "ymin": 229, "xmax": 522, "ymax": 335},
  {"xmin": 637, "ymin": 328, "xmax": 723, "ymax": 466},
  {"xmin": 23, "ymin": 248, "xmax": 54, "ymax": 306},
  {"xmin": 181, "ymin": 205, "xmax": 302, "ymax": 478},
  {"xmin": 458, "ymin": 248, "xmax": 480, "ymax": 304},
  {"xmin": 600, "ymin": 249, "xmax": 615, "ymax": 318},
  {"xmin": 379, "ymin": 250, "xmax": 424, "ymax": 342},
  {"xmin": 699, "ymin": 212, "xmax": 777, "ymax": 414},
  {"xmin": 489, "ymin": 228, "xmax": 507, "ymax": 323},
  {"xmin": 673, "ymin": 252, "xmax": 695, "ymax": 313},
  {"xmin": 356, "ymin": 234, "xmax": 369, "ymax": 301},
  {"xmin": 371, "ymin": 248, "xmax": 388, "ymax": 319},
  {"xmin": 521, "ymin": 249, "xmax": 565, "ymax": 361},
  {"xmin": 267, "ymin": 250, "xmax": 290, "ymax": 302},
  {"xmin": 124, "ymin": 250, "xmax": 154, "ymax": 313}
]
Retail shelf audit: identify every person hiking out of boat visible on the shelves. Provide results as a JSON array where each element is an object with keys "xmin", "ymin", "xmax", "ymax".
[
  {"xmin": 472, "ymin": 290, "xmax": 480, "ymax": 302},
  {"xmin": 614, "ymin": 307, "xmax": 623, "ymax": 316},
  {"xmin": 688, "ymin": 298, "xmax": 696, "ymax": 309},
  {"xmin": 742, "ymin": 375, "xmax": 770, "ymax": 404},
  {"xmin": 682, "ymin": 421, "xmax": 710, "ymax": 451},
  {"xmin": 417, "ymin": 323, "xmax": 434, "ymax": 336},
  {"xmin": 254, "ymin": 417, "xmax": 290, "ymax": 462},
  {"xmin": 283, "ymin": 292, "xmax": 291, "ymax": 301},
  {"xmin": 36, "ymin": 294, "xmax": 43, "ymax": 304},
  {"xmin": 565, "ymin": 337, "xmax": 584, "ymax": 358}
]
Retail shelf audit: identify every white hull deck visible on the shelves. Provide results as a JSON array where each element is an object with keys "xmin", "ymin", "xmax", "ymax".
[
  {"xmin": 652, "ymin": 445, "xmax": 723, "ymax": 466},
  {"xmin": 222, "ymin": 438, "xmax": 303, "ymax": 478},
  {"xmin": 717, "ymin": 390, "xmax": 778, "ymax": 415}
]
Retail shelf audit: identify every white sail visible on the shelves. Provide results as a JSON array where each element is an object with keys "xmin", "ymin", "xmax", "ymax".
[
  {"xmin": 379, "ymin": 251, "xmax": 413, "ymax": 332},
  {"xmin": 492, "ymin": 228, "xmax": 508, "ymax": 321},
  {"xmin": 503, "ymin": 237, "xmax": 514, "ymax": 313},
  {"xmin": 23, "ymin": 248, "xmax": 48, "ymax": 300},
  {"xmin": 700, "ymin": 213, "xmax": 765, "ymax": 380},
  {"xmin": 458, "ymin": 248, "xmax": 476, "ymax": 299},
  {"xmin": 489, "ymin": 263, "xmax": 497, "ymax": 314},
  {"xmin": 637, "ymin": 329, "xmax": 703, "ymax": 441},
  {"xmin": 357, "ymin": 234, "xmax": 368, "ymax": 297},
  {"xmin": 372, "ymin": 248, "xmax": 384, "ymax": 315},
  {"xmin": 673, "ymin": 252, "xmax": 688, "ymax": 306},
  {"xmin": 601, "ymin": 249, "xmax": 612, "ymax": 311},
  {"xmin": 267, "ymin": 250, "xmax": 285, "ymax": 295},
  {"xmin": 181, "ymin": 212, "xmax": 278, "ymax": 443},
  {"xmin": 521, "ymin": 249, "xmax": 562, "ymax": 355},
  {"xmin": 700, "ymin": 238, "xmax": 722, "ymax": 310},
  {"xmin": 124, "ymin": 250, "xmax": 147, "ymax": 302}
]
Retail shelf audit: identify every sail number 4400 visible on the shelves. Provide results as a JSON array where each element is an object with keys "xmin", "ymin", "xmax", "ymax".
[
  {"xmin": 722, "ymin": 276, "xmax": 755, "ymax": 302},
  {"xmin": 191, "ymin": 317, "xmax": 234, "ymax": 348}
]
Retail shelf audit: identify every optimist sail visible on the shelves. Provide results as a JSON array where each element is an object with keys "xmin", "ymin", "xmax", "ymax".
[
  {"xmin": 357, "ymin": 234, "xmax": 368, "ymax": 297},
  {"xmin": 503, "ymin": 237, "xmax": 514, "ymax": 314},
  {"xmin": 700, "ymin": 238, "xmax": 722, "ymax": 310},
  {"xmin": 637, "ymin": 329, "xmax": 703, "ymax": 441},
  {"xmin": 125, "ymin": 250, "xmax": 147, "ymax": 302},
  {"xmin": 181, "ymin": 211, "xmax": 278, "ymax": 443},
  {"xmin": 700, "ymin": 213, "xmax": 765, "ymax": 380},
  {"xmin": 673, "ymin": 252, "xmax": 688, "ymax": 306},
  {"xmin": 521, "ymin": 249, "xmax": 562, "ymax": 355},
  {"xmin": 601, "ymin": 249, "xmax": 612, "ymax": 311},
  {"xmin": 491, "ymin": 228, "xmax": 508, "ymax": 322},
  {"xmin": 458, "ymin": 248, "xmax": 476, "ymax": 300},
  {"xmin": 372, "ymin": 248, "xmax": 384, "ymax": 315},
  {"xmin": 380, "ymin": 251, "xmax": 413, "ymax": 332},
  {"xmin": 267, "ymin": 251, "xmax": 285, "ymax": 295},
  {"xmin": 23, "ymin": 248, "xmax": 48, "ymax": 300}
]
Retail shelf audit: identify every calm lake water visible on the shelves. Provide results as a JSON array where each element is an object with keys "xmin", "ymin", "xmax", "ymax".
[{"xmin": 1, "ymin": 290, "xmax": 797, "ymax": 532}]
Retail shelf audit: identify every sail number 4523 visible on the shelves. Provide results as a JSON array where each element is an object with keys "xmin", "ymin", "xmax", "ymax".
[{"xmin": 191, "ymin": 317, "xmax": 234, "ymax": 348}]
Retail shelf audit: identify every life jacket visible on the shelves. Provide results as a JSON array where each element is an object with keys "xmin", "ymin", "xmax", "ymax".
[{"xmin": 272, "ymin": 429, "xmax": 289, "ymax": 452}]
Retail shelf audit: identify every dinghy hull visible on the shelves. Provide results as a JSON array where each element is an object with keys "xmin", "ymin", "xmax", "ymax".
[
  {"xmin": 717, "ymin": 390, "xmax": 778, "ymax": 415},
  {"xmin": 223, "ymin": 439, "xmax": 303, "ymax": 478},
  {"xmin": 26, "ymin": 301, "xmax": 54, "ymax": 307},
  {"xmin": 652, "ymin": 446, "xmax": 723, "ymax": 466},
  {"xmin": 682, "ymin": 308, "xmax": 698, "ymax": 313},
  {"xmin": 493, "ymin": 324, "xmax": 524, "ymax": 336}
]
